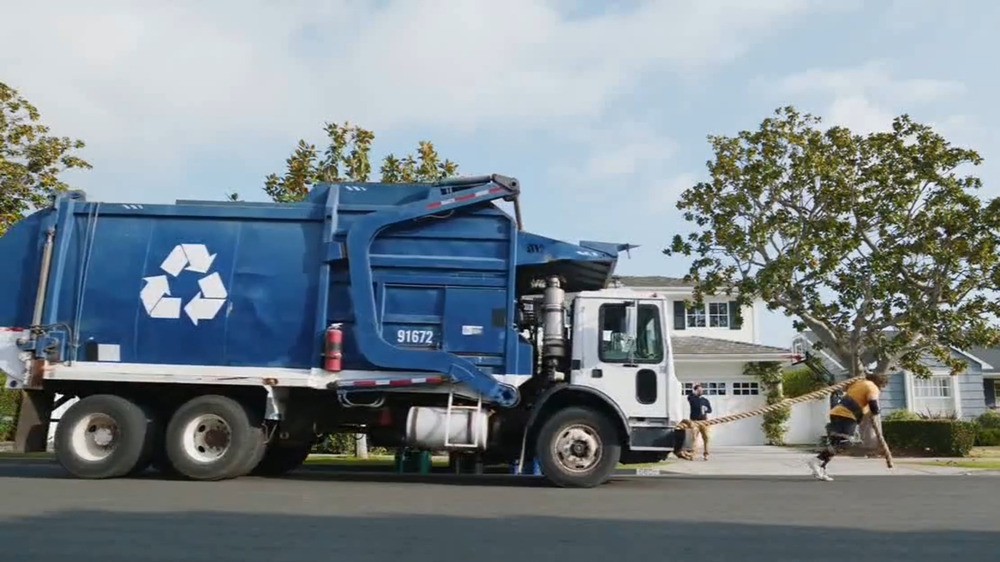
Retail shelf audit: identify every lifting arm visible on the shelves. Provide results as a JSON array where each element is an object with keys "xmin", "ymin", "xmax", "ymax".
[{"xmin": 344, "ymin": 174, "xmax": 522, "ymax": 407}]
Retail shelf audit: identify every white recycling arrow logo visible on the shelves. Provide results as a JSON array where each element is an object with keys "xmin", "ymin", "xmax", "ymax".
[{"xmin": 141, "ymin": 244, "xmax": 228, "ymax": 326}]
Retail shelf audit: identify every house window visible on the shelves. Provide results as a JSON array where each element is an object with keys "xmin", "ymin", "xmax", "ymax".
[
  {"xmin": 685, "ymin": 305, "xmax": 706, "ymax": 328},
  {"xmin": 598, "ymin": 303, "xmax": 663, "ymax": 364},
  {"xmin": 732, "ymin": 382, "xmax": 760, "ymax": 396},
  {"xmin": 685, "ymin": 302, "xmax": 730, "ymax": 328},
  {"xmin": 914, "ymin": 376, "xmax": 951, "ymax": 398},
  {"xmin": 708, "ymin": 302, "xmax": 730, "ymax": 328},
  {"xmin": 683, "ymin": 382, "xmax": 727, "ymax": 396}
]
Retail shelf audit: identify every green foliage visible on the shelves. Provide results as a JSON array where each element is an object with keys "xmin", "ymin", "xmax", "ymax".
[
  {"xmin": 1, "ymin": 81, "xmax": 91, "ymax": 236},
  {"xmin": 665, "ymin": 105, "xmax": 1000, "ymax": 380},
  {"xmin": 264, "ymin": 122, "xmax": 459, "ymax": 203},
  {"xmin": 745, "ymin": 361, "xmax": 788, "ymax": 445},
  {"xmin": 974, "ymin": 410, "xmax": 1000, "ymax": 430},
  {"xmin": 975, "ymin": 428, "xmax": 1000, "ymax": 447},
  {"xmin": 0, "ymin": 374, "xmax": 20, "ymax": 441},
  {"xmin": 882, "ymin": 409, "xmax": 920, "ymax": 422},
  {"xmin": 781, "ymin": 366, "xmax": 825, "ymax": 398},
  {"xmin": 974, "ymin": 410, "xmax": 1000, "ymax": 446},
  {"xmin": 882, "ymin": 419, "xmax": 978, "ymax": 457},
  {"xmin": 311, "ymin": 432, "xmax": 392, "ymax": 457}
]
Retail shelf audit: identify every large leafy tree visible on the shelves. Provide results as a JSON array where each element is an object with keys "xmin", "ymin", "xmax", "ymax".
[
  {"xmin": 1, "ymin": 81, "xmax": 91, "ymax": 235},
  {"xmin": 260, "ymin": 121, "xmax": 459, "ymax": 203},
  {"xmin": 665, "ymin": 105, "xmax": 1000, "ymax": 379}
]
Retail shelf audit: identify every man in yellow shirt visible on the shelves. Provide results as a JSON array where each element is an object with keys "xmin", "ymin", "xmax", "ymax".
[{"xmin": 808, "ymin": 373, "xmax": 888, "ymax": 481}]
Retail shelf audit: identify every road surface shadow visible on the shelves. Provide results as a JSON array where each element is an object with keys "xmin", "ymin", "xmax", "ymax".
[
  {"xmin": 0, "ymin": 509, "xmax": 995, "ymax": 562},
  {"xmin": 0, "ymin": 458, "xmax": 553, "ymax": 487}
]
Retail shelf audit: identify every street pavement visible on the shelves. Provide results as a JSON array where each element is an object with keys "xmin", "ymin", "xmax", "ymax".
[{"xmin": 0, "ymin": 457, "xmax": 997, "ymax": 562}]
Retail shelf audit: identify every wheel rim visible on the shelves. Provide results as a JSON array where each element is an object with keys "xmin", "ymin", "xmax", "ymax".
[
  {"xmin": 551, "ymin": 423, "xmax": 602, "ymax": 473},
  {"xmin": 181, "ymin": 414, "xmax": 232, "ymax": 463},
  {"xmin": 70, "ymin": 413, "xmax": 120, "ymax": 462}
]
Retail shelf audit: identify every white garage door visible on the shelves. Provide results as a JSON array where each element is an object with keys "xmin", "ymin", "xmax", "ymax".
[{"xmin": 680, "ymin": 380, "xmax": 767, "ymax": 446}]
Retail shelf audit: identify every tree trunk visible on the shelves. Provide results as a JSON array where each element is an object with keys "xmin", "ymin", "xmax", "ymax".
[{"xmin": 356, "ymin": 433, "xmax": 369, "ymax": 459}]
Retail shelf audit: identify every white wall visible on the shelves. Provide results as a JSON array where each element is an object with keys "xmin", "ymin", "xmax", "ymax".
[{"xmin": 783, "ymin": 400, "xmax": 829, "ymax": 445}]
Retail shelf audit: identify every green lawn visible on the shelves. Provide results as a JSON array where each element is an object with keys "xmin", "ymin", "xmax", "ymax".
[{"xmin": 904, "ymin": 447, "xmax": 1000, "ymax": 470}]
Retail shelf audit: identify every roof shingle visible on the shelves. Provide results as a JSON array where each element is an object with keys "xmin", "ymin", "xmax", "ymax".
[
  {"xmin": 671, "ymin": 336, "xmax": 789, "ymax": 356},
  {"xmin": 613, "ymin": 275, "xmax": 693, "ymax": 287}
]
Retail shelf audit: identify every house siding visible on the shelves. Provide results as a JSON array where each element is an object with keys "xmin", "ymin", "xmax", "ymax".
[
  {"xmin": 958, "ymin": 370, "xmax": 986, "ymax": 419},
  {"xmin": 879, "ymin": 371, "xmax": 907, "ymax": 413},
  {"xmin": 918, "ymin": 352, "xmax": 986, "ymax": 420}
]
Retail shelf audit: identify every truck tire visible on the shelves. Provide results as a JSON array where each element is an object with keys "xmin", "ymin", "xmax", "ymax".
[
  {"xmin": 250, "ymin": 442, "xmax": 312, "ymax": 477},
  {"xmin": 164, "ymin": 394, "xmax": 266, "ymax": 481},
  {"xmin": 53, "ymin": 394, "xmax": 155, "ymax": 479},
  {"xmin": 534, "ymin": 406, "xmax": 621, "ymax": 488}
]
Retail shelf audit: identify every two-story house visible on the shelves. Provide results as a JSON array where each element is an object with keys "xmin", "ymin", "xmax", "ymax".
[
  {"xmin": 792, "ymin": 332, "xmax": 994, "ymax": 421},
  {"xmin": 615, "ymin": 275, "xmax": 794, "ymax": 446}
]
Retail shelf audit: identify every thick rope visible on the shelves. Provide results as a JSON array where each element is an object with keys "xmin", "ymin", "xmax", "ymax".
[{"xmin": 675, "ymin": 375, "xmax": 864, "ymax": 430}]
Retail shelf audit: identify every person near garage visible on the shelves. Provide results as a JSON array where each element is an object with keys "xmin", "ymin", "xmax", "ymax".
[
  {"xmin": 808, "ymin": 373, "xmax": 889, "ymax": 481},
  {"xmin": 687, "ymin": 383, "xmax": 713, "ymax": 460}
]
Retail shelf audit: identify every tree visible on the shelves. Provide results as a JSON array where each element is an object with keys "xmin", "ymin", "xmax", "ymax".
[
  {"xmin": 1, "ymin": 81, "xmax": 91, "ymax": 235},
  {"xmin": 264, "ymin": 121, "xmax": 459, "ymax": 202},
  {"xmin": 665, "ymin": 105, "xmax": 1000, "ymax": 379}
]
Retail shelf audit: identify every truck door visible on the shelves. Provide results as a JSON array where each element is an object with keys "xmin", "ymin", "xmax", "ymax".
[{"xmin": 573, "ymin": 297, "xmax": 669, "ymax": 420}]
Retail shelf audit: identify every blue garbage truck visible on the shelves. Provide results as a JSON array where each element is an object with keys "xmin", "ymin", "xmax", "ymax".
[{"xmin": 0, "ymin": 174, "xmax": 682, "ymax": 487}]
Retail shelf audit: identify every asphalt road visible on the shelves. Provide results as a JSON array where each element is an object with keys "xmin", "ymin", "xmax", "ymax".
[{"xmin": 0, "ymin": 460, "xmax": 997, "ymax": 562}]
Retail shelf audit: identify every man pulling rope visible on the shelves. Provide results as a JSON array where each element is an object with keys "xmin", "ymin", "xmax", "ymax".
[{"xmin": 808, "ymin": 372, "xmax": 891, "ymax": 481}]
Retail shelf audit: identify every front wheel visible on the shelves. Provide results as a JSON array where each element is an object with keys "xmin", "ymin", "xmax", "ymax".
[{"xmin": 534, "ymin": 406, "xmax": 621, "ymax": 488}]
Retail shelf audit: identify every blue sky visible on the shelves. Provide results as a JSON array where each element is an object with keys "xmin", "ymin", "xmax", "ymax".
[{"xmin": 2, "ymin": 0, "xmax": 997, "ymax": 348}]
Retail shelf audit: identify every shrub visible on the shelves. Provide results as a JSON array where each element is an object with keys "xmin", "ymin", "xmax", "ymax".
[
  {"xmin": 975, "ymin": 428, "xmax": 1000, "ymax": 447},
  {"xmin": 882, "ymin": 419, "xmax": 978, "ymax": 457},
  {"xmin": 975, "ymin": 410, "xmax": 1000, "ymax": 430},
  {"xmin": 0, "ymin": 374, "xmax": 21, "ymax": 442},
  {"xmin": 782, "ymin": 367, "xmax": 826, "ymax": 398},
  {"xmin": 883, "ymin": 409, "xmax": 920, "ymax": 422}
]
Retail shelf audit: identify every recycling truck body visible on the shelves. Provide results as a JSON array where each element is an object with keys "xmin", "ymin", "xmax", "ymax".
[{"xmin": 0, "ymin": 174, "xmax": 683, "ymax": 488}]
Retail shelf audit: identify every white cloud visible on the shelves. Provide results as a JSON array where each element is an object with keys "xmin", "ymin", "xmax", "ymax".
[
  {"xmin": 1, "ymin": 0, "xmax": 848, "ymax": 195},
  {"xmin": 766, "ymin": 60, "xmax": 967, "ymax": 133}
]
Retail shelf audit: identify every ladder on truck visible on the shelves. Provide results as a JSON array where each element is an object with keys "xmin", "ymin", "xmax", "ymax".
[
  {"xmin": 330, "ymin": 174, "xmax": 524, "ymax": 408},
  {"xmin": 444, "ymin": 389, "xmax": 485, "ymax": 450}
]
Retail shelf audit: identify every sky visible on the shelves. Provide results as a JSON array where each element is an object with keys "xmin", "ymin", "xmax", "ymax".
[{"xmin": 2, "ymin": 0, "xmax": 997, "ymax": 349}]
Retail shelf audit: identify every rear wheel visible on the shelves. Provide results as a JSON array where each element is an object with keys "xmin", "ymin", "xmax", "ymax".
[
  {"xmin": 535, "ymin": 406, "xmax": 621, "ymax": 488},
  {"xmin": 54, "ymin": 394, "xmax": 155, "ymax": 479},
  {"xmin": 164, "ymin": 394, "xmax": 265, "ymax": 481}
]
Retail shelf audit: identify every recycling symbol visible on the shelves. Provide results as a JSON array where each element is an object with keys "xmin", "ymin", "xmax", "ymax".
[{"xmin": 140, "ymin": 244, "xmax": 227, "ymax": 326}]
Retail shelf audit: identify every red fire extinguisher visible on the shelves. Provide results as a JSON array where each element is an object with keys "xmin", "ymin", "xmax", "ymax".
[{"xmin": 324, "ymin": 323, "xmax": 343, "ymax": 372}]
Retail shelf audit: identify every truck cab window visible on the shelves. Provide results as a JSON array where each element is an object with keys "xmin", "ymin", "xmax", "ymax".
[
  {"xmin": 598, "ymin": 303, "xmax": 663, "ymax": 363},
  {"xmin": 598, "ymin": 304, "xmax": 630, "ymax": 362},
  {"xmin": 634, "ymin": 304, "xmax": 663, "ymax": 362}
]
